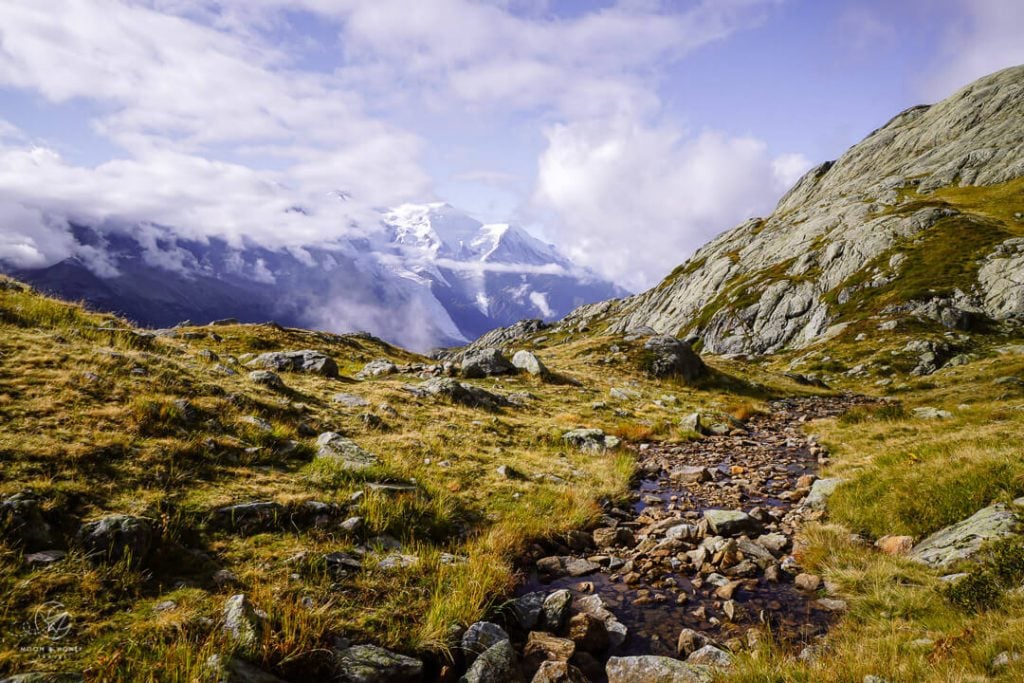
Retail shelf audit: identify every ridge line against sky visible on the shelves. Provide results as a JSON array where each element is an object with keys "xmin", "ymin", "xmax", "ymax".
[{"xmin": 1, "ymin": 0, "xmax": 1023, "ymax": 292}]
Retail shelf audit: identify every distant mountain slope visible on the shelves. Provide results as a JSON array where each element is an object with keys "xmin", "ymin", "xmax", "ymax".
[
  {"xmin": 551, "ymin": 65, "xmax": 1024, "ymax": 354},
  {"xmin": 2, "ymin": 204, "xmax": 625, "ymax": 351}
]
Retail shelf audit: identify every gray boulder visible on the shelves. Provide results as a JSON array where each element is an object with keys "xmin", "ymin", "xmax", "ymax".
[
  {"xmin": 248, "ymin": 370, "xmax": 285, "ymax": 389},
  {"xmin": 77, "ymin": 514, "xmax": 152, "ymax": 564},
  {"xmin": 315, "ymin": 433, "xmax": 380, "ymax": 470},
  {"xmin": 509, "ymin": 591, "xmax": 545, "ymax": 631},
  {"xmin": 910, "ymin": 503, "xmax": 1019, "ymax": 569},
  {"xmin": 640, "ymin": 336, "xmax": 707, "ymax": 381},
  {"xmin": 358, "ymin": 359, "xmax": 399, "ymax": 378},
  {"xmin": 541, "ymin": 589, "xmax": 573, "ymax": 631},
  {"xmin": 461, "ymin": 348, "xmax": 515, "ymax": 378},
  {"xmin": 460, "ymin": 639, "xmax": 520, "ymax": 683},
  {"xmin": 562, "ymin": 429, "xmax": 621, "ymax": 453},
  {"xmin": 0, "ymin": 492, "xmax": 53, "ymax": 551},
  {"xmin": 335, "ymin": 644, "xmax": 424, "ymax": 682},
  {"xmin": 462, "ymin": 621, "xmax": 510, "ymax": 666},
  {"xmin": 247, "ymin": 350, "xmax": 339, "ymax": 378},
  {"xmin": 404, "ymin": 378, "xmax": 510, "ymax": 410},
  {"xmin": 511, "ymin": 350, "xmax": 550, "ymax": 378},
  {"xmin": 703, "ymin": 509, "xmax": 760, "ymax": 537},
  {"xmin": 679, "ymin": 413, "xmax": 705, "ymax": 434},
  {"xmin": 605, "ymin": 656, "xmax": 713, "ymax": 683}
]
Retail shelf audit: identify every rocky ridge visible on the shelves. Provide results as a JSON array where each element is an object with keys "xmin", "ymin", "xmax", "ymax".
[{"xmin": 532, "ymin": 66, "xmax": 1024, "ymax": 355}]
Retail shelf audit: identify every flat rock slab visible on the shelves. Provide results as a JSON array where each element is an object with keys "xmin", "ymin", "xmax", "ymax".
[
  {"xmin": 803, "ymin": 478, "xmax": 844, "ymax": 511},
  {"xmin": 910, "ymin": 503, "xmax": 1019, "ymax": 569},
  {"xmin": 606, "ymin": 656, "xmax": 713, "ymax": 683}
]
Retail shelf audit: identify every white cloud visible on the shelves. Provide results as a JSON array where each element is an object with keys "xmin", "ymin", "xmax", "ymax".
[
  {"xmin": 924, "ymin": 0, "xmax": 1024, "ymax": 99},
  {"xmin": 0, "ymin": 0, "xmax": 429, "ymax": 268},
  {"xmin": 534, "ymin": 118, "xmax": 810, "ymax": 292}
]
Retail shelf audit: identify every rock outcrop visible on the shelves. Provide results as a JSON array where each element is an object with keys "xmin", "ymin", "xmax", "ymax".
[{"xmin": 511, "ymin": 66, "xmax": 1024, "ymax": 354}]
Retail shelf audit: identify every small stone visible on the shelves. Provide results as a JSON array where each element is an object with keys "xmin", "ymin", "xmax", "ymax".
[
  {"xmin": 670, "ymin": 466, "xmax": 712, "ymax": 484},
  {"xmin": 332, "ymin": 393, "xmax": 370, "ymax": 407},
  {"xmin": 565, "ymin": 558, "xmax": 600, "ymax": 577},
  {"xmin": 795, "ymin": 573, "xmax": 822, "ymax": 591},
  {"xmin": 24, "ymin": 549, "xmax": 66, "ymax": 567},
  {"xmin": 248, "ymin": 370, "xmax": 284, "ymax": 389},
  {"xmin": 875, "ymin": 535, "xmax": 914, "ymax": 555},
  {"xmin": 532, "ymin": 660, "xmax": 589, "ymax": 683}
]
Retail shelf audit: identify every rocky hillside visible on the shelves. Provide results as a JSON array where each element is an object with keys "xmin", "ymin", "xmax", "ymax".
[{"xmin": 555, "ymin": 65, "xmax": 1024, "ymax": 355}]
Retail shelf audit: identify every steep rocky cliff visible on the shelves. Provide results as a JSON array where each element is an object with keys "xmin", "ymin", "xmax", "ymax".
[{"xmin": 556, "ymin": 65, "xmax": 1024, "ymax": 354}]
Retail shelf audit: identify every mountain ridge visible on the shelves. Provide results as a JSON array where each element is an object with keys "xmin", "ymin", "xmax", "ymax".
[
  {"xmin": 2, "ymin": 203, "xmax": 626, "ymax": 351},
  {"xmin": 521, "ymin": 64, "xmax": 1024, "ymax": 356}
]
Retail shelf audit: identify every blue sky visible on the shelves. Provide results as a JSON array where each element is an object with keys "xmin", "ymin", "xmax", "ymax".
[{"xmin": 1, "ymin": 0, "xmax": 1022, "ymax": 290}]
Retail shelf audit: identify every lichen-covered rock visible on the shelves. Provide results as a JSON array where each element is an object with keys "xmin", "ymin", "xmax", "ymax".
[
  {"xmin": 335, "ymin": 644, "xmax": 424, "ymax": 682},
  {"xmin": 541, "ymin": 589, "xmax": 573, "ymax": 631},
  {"xmin": 315, "ymin": 433, "xmax": 380, "ymax": 470},
  {"xmin": 606, "ymin": 656, "xmax": 713, "ymax": 683},
  {"xmin": 910, "ymin": 503, "xmax": 1019, "ymax": 569},
  {"xmin": 460, "ymin": 639, "xmax": 520, "ymax": 683},
  {"xmin": 77, "ymin": 514, "xmax": 152, "ymax": 564},
  {"xmin": 462, "ymin": 621, "xmax": 510, "ymax": 666},
  {"xmin": 246, "ymin": 350, "xmax": 338, "ymax": 378}
]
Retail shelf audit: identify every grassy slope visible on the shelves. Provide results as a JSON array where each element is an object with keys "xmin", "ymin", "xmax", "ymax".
[
  {"xmin": 729, "ymin": 334, "xmax": 1024, "ymax": 681},
  {"xmin": 0, "ymin": 277, "xmax": 812, "ymax": 681}
]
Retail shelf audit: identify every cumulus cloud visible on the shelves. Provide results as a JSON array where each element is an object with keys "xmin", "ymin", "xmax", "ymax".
[
  {"xmin": 924, "ymin": 0, "xmax": 1024, "ymax": 99},
  {"xmin": 534, "ymin": 119, "xmax": 811, "ymax": 292}
]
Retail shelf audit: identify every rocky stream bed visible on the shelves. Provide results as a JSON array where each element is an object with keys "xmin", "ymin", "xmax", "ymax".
[{"xmin": 461, "ymin": 394, "xmax": 879, "ymax": 682}]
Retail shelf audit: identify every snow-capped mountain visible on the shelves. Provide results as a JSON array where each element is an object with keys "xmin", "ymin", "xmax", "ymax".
[{"xmin": 3, "ymin": 204, "xmax": 626, "ymax": 350}]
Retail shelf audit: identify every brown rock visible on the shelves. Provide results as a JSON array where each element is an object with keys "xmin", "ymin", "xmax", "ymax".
[
  {"xmin": 568, "ymin": 612, "xmax": 610, "ymax": 654},
  {"xmin": 532, "ymin": 660, "xmax": 589, "ymax": 683},
  {"xmin": 525, "ymin": 631, "xmax": 576, "ymax": 664},
  {"xmin": 795, "ymin": 573, "xmax": 822, "ymax": 591},
  {"xmin": 875, "ymin": 535, "xmax": 914, "ymax": 555},
  {"xmin": 676, "ymin": 628, "xmax": 711, "ymax": 657}
]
